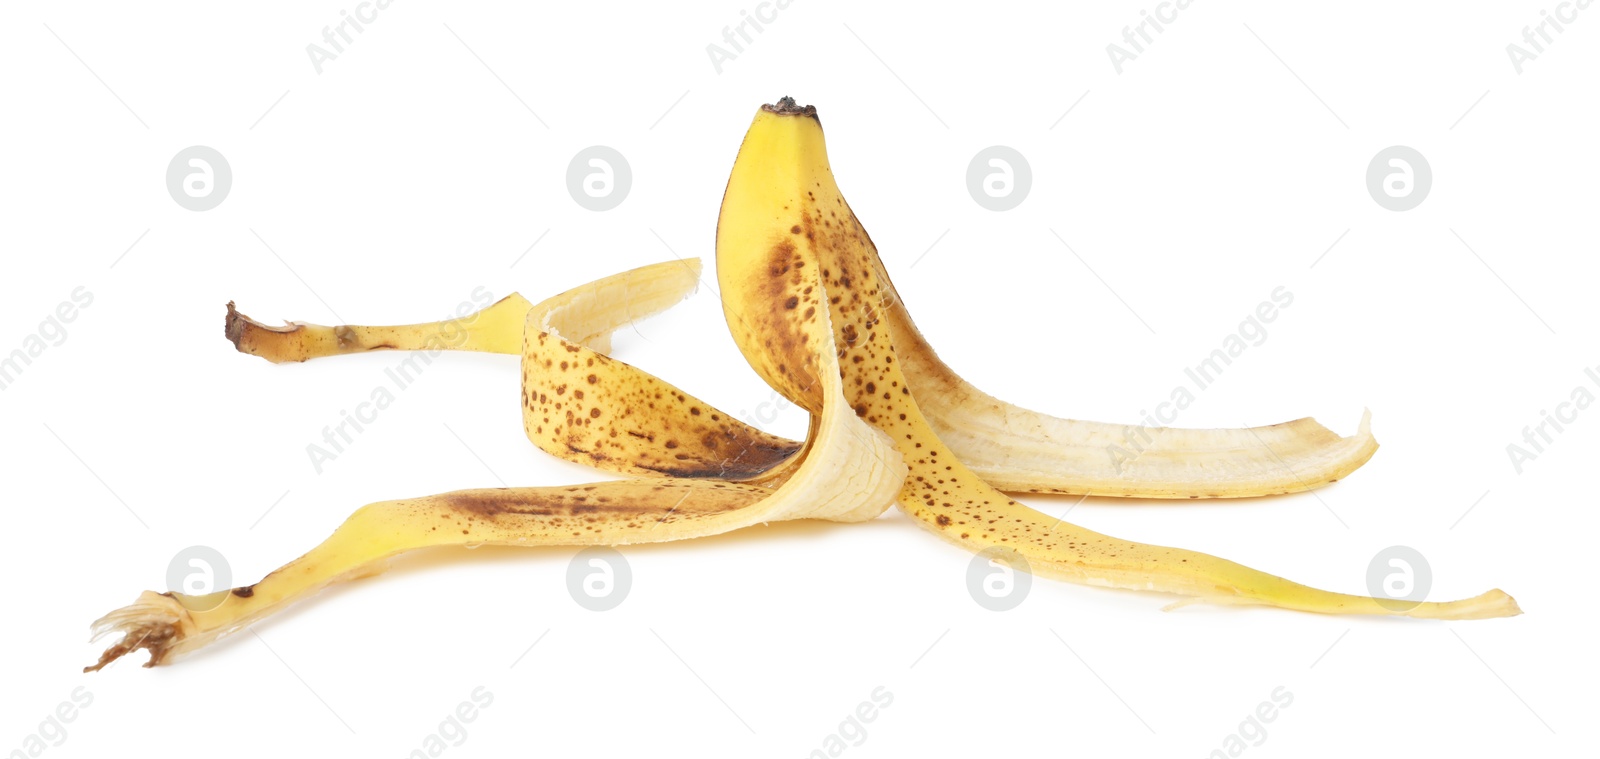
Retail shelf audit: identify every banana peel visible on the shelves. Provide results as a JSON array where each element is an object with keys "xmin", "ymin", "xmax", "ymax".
[
  {"xmin": 90, "ymin": 259, "xmax": 904, "ymax": 670},
  {"xmin": 88, "ymin": 98, "xmax": 1516, "ymax": 672},
  {"xmin": 716, "ymin": 99, "xmax": 1510, "ymax": 619}
]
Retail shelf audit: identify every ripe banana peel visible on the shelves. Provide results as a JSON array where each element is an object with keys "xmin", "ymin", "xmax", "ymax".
[
  {"xmin": 88, "ymin": 99, "xmax": 1516, "ymax": 672},
  {"xmin": 715, "ymin": 100, "xmax": 1510, "ymax": 618}
]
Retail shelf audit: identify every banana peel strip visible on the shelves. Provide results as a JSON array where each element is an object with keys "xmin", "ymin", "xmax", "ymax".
[
  {"xmin": 224, "ymin": 263, "xmax": 1377, "ymax": 499},
  {"xmin": 87, "ymin": 261, "xmax": 903, "ymax": 670}
]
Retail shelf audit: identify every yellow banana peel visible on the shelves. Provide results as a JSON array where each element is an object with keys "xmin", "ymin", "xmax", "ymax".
[{"xmin": 87, "ymin": 97, "xmax": 1517, "ymax": 672}]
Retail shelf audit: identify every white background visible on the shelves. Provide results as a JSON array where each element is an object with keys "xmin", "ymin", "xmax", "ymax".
[{"xmin": 2, "ymin": 1, "xmax": 1594, "ymax": 756}]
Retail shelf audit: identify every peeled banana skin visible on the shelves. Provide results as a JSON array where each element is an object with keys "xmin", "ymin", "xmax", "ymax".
[
  {"xmin": 714, "ymin": 99, "xmax": 1513, "ymax": 620},
  {"xmin": 90, "ymin": 260, "xmax": 906, "ymax": 670},
  {"xmin": 87, "ymin": 97, "xmax": 1516, "ymax": 672}
]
